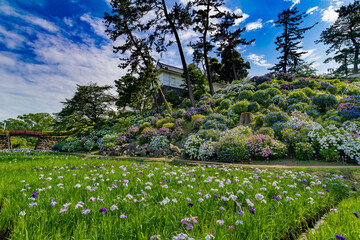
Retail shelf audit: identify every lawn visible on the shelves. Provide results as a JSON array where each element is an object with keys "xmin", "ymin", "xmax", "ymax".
[{"xmin": 0, "ymin": 151, "xmax": 359, "ymax": 240}]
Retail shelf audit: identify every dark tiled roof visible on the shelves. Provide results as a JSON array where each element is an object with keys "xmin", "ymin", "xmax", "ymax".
[{"xmin": 157, "ymin": 62, "xmax": 183, "ymax": 74}]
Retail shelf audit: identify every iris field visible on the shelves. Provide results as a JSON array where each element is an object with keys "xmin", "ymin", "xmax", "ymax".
[{"xmin": 0, "ymin": 151, "xmax": 359, "ymax": 240}]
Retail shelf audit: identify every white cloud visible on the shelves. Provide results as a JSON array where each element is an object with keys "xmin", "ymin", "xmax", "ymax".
[
  {"xmin": 0, "ymin": 25, "xmax": 26, "ymax": 49},
  {"xmin": 0, "ymin": 3, "xmax": 58, "ymax": 33},
  {"xmin": 322, "ymin": 5, "xmax": 338, "ymax": 23},
  {"xmin": 246, "ymin": 19, "xmax": 263, "ymax": 31},
  {"xmin": 63, "ymin": 17, "xmax": 74, "ymax": 27},
  {"xmin": 284, "ymin": 0, "xmax": 300, "ymax": 9},
  {"xmin": 234, "ymin": 9, "xmax": 249, "ymax": 26},
  {"xmin": 306, "ymin": 6, "xmax": 319, "ymax": 14},
  {"xmin": 80, "ymin": 14, "xmax": 107, "ymax": 37},
  {"xmin": 247, "ymin": 54, "xmax": 272, "ymax": 68}
]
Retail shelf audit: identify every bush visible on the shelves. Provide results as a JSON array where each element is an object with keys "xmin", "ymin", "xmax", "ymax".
[
  {"xmin": 173, "ymin": 109, "xmax": 186, "ymax": 119},
  {"xmin": 264, "ymin": 111, "xmax": 289, "ymax": 127},
  {"xmin": 149, "ymin": 135, "xmax": 169, "ymax": 149},
  {"xmin": 137, "ymin": 128, "xmax": 158, "ymax": 144},
  {"xmin": 302, "ymin": 87, "xmax": 316, "ymax": 98},
  {"xmin": 162, "ymin": 123, "xmax": 174, "ymax": 129},
  {"xmin": 287, "ymin": 90, "xmax": 310, "ymax": 105},
  {"xmin": 248, "ymin": 102, "xmax": 261, "ymax": 113},
  {"xmin": 165, "ymin": 90, "xmax": 182, "ymax": 106},
  {"xmin": 295, "ymin": 142, "xmax": 314, "ymax": 161},
  {"xmin": 182, "ymin": 98, "xmax": 192, "ymax": 109},
  {"xmin": 280, "ymin": 128, "xmax": 307, "ymax": 149},
  {"xmin": 256, "ymin": 127, "xmax": 274, "ymax": 137},
  {"xmin": 202, "ymin": 114, "xmax": 230, "ymax": 131},
  {"xmin": 191, "ymin": 114, "xmax": 205, "ymax": 130},
  {"xmin": 287, "ymin": 103, "xmax": 308, "ymax": 112},
  {"xmin": 98, "ymin": 134, "xmax": 117, "ymax": 152},
  {"xmin": 156, "ymin": 118, "xmax": 170, "ymax": 128},
  {"xmin": 248, "ymin": 134, "xmax": 287, "ymax": 159},
  {"xmin": 231, "ymin": 100, "xmax": 250, "ymax": 115},
  {"xmin": 139, "ymin": 122, "xmax": 152, "ymax": 133},
  {"xmin": 214, "ymin": 98, "xmax": 224, "ymax": 107},
  {"xmin": 216, "ymin": 135, "xmax": 250, "ymax": 162},
  {"xmin": 327, "ymin": 85, "xmax": 339, "ymax": 95},
  {"xmin": 219, "ymin": 99, "xmax": 232, "ymax": 110},
  {"xmin": 252, "ymin": 90, "xmax": 270, "ymax": 106},
  {"xmin": 198, "ymin": 105, "xmax": 213, "ymax": 115},
  {"xmin": 197, "ymin": 129, "xmax": 222, "ymax": 141},
  {"xmin": 84, "ymin": 139, "xmax": 95, "ymax": 151},
  {"xmin": 237, "ymin": 90, "xmax": 254, "ymax": 101},
  {"xmin": 312, "ymin": 94, "xmax": 338, "ymax": 112},
  {"xmin": 257, "ymin": 83, "xmax": 271, "ymax": 90},
  {"xmin": 183, "ymin": 135, "xmax": 206, "ymax": 160},
  {"xmin": 253, "ymin": 114, "xmax": 265, "ymax": 130},
  {"xmin": 0, "ymin": 129, "xmax": 9, "ymax": 135},
  {"xmin": 266, "ymin": 88, "xmax": 282, "ymax": 97},
  {"xmin": 319, "ymin": 147, "xmax": 340, "ymax": 162}
]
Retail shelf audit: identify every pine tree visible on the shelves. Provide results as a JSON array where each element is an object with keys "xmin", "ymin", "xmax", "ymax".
[
  {"xmin": 317, "ymin": 1, "xmax": 360, "ymax": 74},
  {"xmin": 270, "ymin": 7, "xmax": 316, "ymax": 74}
]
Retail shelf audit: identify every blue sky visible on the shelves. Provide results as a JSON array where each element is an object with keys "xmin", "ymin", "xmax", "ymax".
[{"xmin": 0, "ymin": 0, "xmax": 353, "ymax": 121}]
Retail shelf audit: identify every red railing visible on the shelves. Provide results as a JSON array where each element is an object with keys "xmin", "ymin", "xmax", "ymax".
[{"xmin": 8, "ymin": 130, "xmax": 42, "ymax": 136}]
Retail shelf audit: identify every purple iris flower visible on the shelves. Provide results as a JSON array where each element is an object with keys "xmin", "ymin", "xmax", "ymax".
[
  {"xmin": 335, "ymin": 235, "xmax": 345, "ymax": 240},
  {"xmin": 354, "ymin": 212, "xmax": 359, "ymax": 218},
  {"xmin": 99, "ymin": 207, "xmax": 108, "ymax": 213},
  {"xmin": 273, "ymin": 196, "xmax": 280, "ymax": 201},
  {"xmin": 219, "ymin": 206, "xmax": 225, "ymax": 211},
  {"xmin": 31, "ymin": 192, "xmax": 39, "ymax": 198},
  {"xmin": 237, "ymin": 210, "xmax": 244, "ymax": 216},
  {"xmin": 188, "ymin": 203, "xmax": 194, "ymax": 207},
  {"xmin": 250, "ymin": 208, "xmax": 255, "ymax": 214}
]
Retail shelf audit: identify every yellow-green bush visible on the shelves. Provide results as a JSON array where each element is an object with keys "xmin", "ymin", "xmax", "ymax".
[
  {"xmin": 42, "ymin": 129, "xmax": 77, "ymax": 136},
  {"xmin": 191, "ymin": 114, "xmax": 205, "ymax": 124},
  {"xmin": 0, "ymin": 129, "xmax": 9, "ymax": 135},
  {"xmin": 139, "ymin": 122, "xmax": 152, "ymax": 132},
  {"xmin": 156, "ymin": 118, "xmax": 170, "ymax": 128},
  {"xmin": 162, "ymin": 123, "xmax": 175, "ymax": 129}
]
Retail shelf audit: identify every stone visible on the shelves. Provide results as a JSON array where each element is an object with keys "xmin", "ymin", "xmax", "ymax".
[
  {"xmin": 139, "ymin": 150, "xmax": 147, "ymax": 157},
  {"xmin": 239, "ymin": 112, "xmax": 253, "ymax": 126},
  {"xmin": 169, "ymin": 144, "xmax": 181, "ymax": 153}
]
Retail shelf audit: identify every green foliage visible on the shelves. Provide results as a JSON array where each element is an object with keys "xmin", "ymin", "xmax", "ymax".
[
  {"xmin": 237, "ymin": 90, "xmax": 254, "ymax": 101},
  {"xmin": 182, "ymin": 63, "xmax": 207, "ymax": 93},
  {"xmin": 326, "ymin": 85, "xmax": 339, "ymax": 95},
  {"xmin": 156, "ymin": 118, "xmax": 170, "ymax": 128},
  {"xmin": 256, "ymin": 127, "xmax": 275, "ymax": 137},
  {"xmin": 162, "ymin": 123, "xmax": 174, "ymax": 129},
  {"xmin": 182, "ymin": 98, "xmax": 192, "ymax": 109},
  {"xmin": 264, "ymin": 112, "xmax": 289, "ymax": 127},
  {"xmin": 216, "ymin": 135, "xmax": 250, "ymax": 162},
  {"xmin": 266, "ymin": 88, "xmax": 282, "ymax": 97},
  {"xmin": 113, "ymin": 117, "xmax": 133, "ymax": 133},
  {"xmin": 139, "ymin": 122, "xmax": 152, "ymax": 133},
  {"xmin": 2, "ymin": 113, "xmax": 55, "ymax": 132},
  {"xmin": 302, "ymin": 87, "xmax": 316, "ymax": 97},
  {"xmin": 287, "ymin": 90, "xmax": 310, "ymax": 105},
  {"xmin": 252, "ymin": 90, "xmax": 270, "ymax": 106},
  {"xmin": 214, "ymin": 97, "xmax": 224, "ymax": 107},
  {"xmin": 319, "ymin": 147, "xmax": 340, "ymax": 162},
  {"xmin": 165, "ymin": 90, "xmax": 182, "ymax": 106},
  {"xmin": 248, "ymin": 102, "xmax": 261, "ymax": 113},
  {"xmin": 219, "ymin": 99, "xmax": 232, "ymax": 110},
  {"xmin": 253, "ymin": 114, "xmax": 265, "ymax": 130},
  {"xmin": 295, "ymin": 142, "xmax": 314, "ymax": 160},
  {"xmin": 312, "ymin": 94, "xmax": 338, "ymax": 112},
  {"xmin": 231, "ymin": 100, "xmax": 250, "ymax": 115},
  {"xmin": 197, "ymin": 129, "xmax": 222, "ymax": 141}
]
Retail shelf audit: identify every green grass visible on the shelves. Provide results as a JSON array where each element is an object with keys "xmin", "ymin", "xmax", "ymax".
[
  {"xmin": 305, "ymin": 191, "xmax": 360, "ymax": 240},
  {"xmin": 0, "ymin": 152, "xmax": 356, "ymax": 240}
]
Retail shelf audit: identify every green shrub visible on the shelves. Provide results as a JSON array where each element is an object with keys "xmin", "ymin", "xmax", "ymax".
[
  {"xmin": 0, "ymin": 129, "xmax": 9, "ymax": 135},
  {"xmin": 312, "ymin": 94, "xmax": 338, "ymax": 112},
  {"xmin": 287, "ymin": 102, "xmax": 308, "ymax": 112},
  {"xmin": 319, "ymin": 147, "xmax": 340, "ymax": 162},
  {"xmin": 219, "ymin": 99, "xmax": 232, "ymax": 110},
  {"xmin": 252, "ymin": 90, "xmax": 271, "ymax": 106},
  {"xmin": 197, "ymin": 129, "xmax": 222, "ymax": 141},
  {"xmin": 156, "ymin": 118, "xmax": 170, "ymax": 128},
  {"xmin": 248, "ymin": 102, "xmax": 261, "ymax": 113},
  {"xmin": 162, "ymin": 123, "xmax": 174, "ymax": 129},
  {"xmin": 231, "ymin": 100, "xmax": 250, "ymax": 115},
  {"xmin": 326, "ymin": 85, "xmax": 339, "ymax": 95},
  {"xmin": 191, "ymin": 114, "xmax": 206, "ymax": 129},
  {"xmin": 256, "ymin": 127, "xmax": 274, "ymax": 137},
  {"xmin": 287, "ymin": 90, "xmax": 310, "ymax": 105},
  {"xmin": 216, "ymin": 135, "xmax": 250, "ymax": 162},
  {"xmin": 264, "ymin": 111, "xmax": 289, "ymax": 127},
  {"xmin": 257, "ymin": 83, "xmax": 271, "ymax": 90},
  {"xmin": 266, "ymin": 88, "xmax": 282, "ymax": 97},
  {"xmin": 295, "ymin": 142, "xmax": 314, "ymax": 160},
  {"xmin": 139, "ymin": 122, "xmax": 152, "ymax": 133},
  {"xmin": 214, "ymin": 98, "xmax": 224, "ymax": 107},
  {"xmin": 302, "ymin": 87, "xmax": 316, "ymax": 98},
  {"xmin": 237, "ymin": 90, "xmax": 254, "ymax": 101},
  {"xmin": 182, "ymin": 98, "xmax": 192, "ymax": 109},
  {"xmin": 253, "ymin": 114, "xmax": 265, "ymax": 130},
  {"xmin": 173, "ymin": 109, "xmax": 186, "ymax": 119},
  {"xmin": 220, "ymin": 109, "xmax": 228, "ymax": 116}
]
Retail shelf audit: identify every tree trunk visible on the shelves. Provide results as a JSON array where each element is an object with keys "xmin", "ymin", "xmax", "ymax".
[
  {"xmin": 161, "ymin": 0, "xmax": 195, "ymax": 106},
  {"xmin": 204, "ymin": 1, "xmax": 214, "ymax": 96},
  {"xmin": 354, "ymin": 45, "xmax": 359, "ymax": 74},
  {"xmin": 232, "ymin": 63, "xmax": 238, "ymax": 81},
  {"xmin": 154, "ymin": 81, "xmax": 172, "ymax": 113}
]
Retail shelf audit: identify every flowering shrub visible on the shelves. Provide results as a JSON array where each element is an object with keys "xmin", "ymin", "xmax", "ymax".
[
  {"xmin": 137, "ymin": 128, "xmax": 158, "ymax": 144},
  {"xmin": 247, "ymin": 135, "xmax": 287, "ymax": 159},
  {"xmin": 202, "ymin": 114, "xmax": 230, "ymax": 131},
  {"xmin": 295, "ymin": 142, "xmax": 314, "ymax": 161},
  {"xmin": 309, "ymin": 125, "xmax": 360, "ymax": 163},
  {"xmin": 183, "ymin": 135, "xmax": 206, "ymax": 160},
  {"xmin": 216, "ymin": 135, "xmax": 250, "ymax": 162},
  {"xmin": 248, "ymin": 102, "xmax": 260, "ymax": 113},
  {"xmin": 127, "ymin": 126, "xmax": 140, "ymax": 139},
  {"xmin": 287, "ymin": 90, "xmax": 311, "ymax": 105},
  {"xmin": 264, "ymin": 111, "xmax": 289, "ymax": 127},
  {"xmin": 198, "ymin": 141, "xmax": 216, "ymax": 161},
  {"xmin": 149, "ymin": 136, "xmax": 169, "ymax": 149},
  {"xmin": 276, "ymin": 72, "xmax": 295, "ymax": 82},
  {"xmin": 84, "ymin": 139, "xmax": 95, "ymax": 151},
  {"xmin": 116, "ymin": 134, "xmax": 127, "ymax": 145},
  {"xmin": 220, "ymin": 126, "xmax": 252, "ymax": 139},
  {"xmin": 98, "ymin": 134, "xmax": 117, "ymax": 152},
  {"xmin": 199, "ymin": 104, "xmax": 212, "ymax": 115},
  {"xmin": 169, "ymin": 127, "xmax": 184, "ymax": 142},
  {"xmin": 157, "ymin": 127, "xmax": 171, "ymax": 137},
  {"xmin": 231, "ymin": 100, "xmax": 250, "ymax": 115},
  {"xmin": 342, "ymin": 121, "xmax": 360, "ymax": 135},
  {"xmin": 197, "ymin": 129, "xmax": 222, "ymax": 141},
  {"xmin": 182, "ymin": 108, "xmax": 200, "ymax": 121},
  {"xmin": 237, "ymin": 90, "xmax": 254, "ymax": 101},
  {"xmin": 312, "ymin": 94, "xmax": 338, "ymax": 112},
  {"xmin": 281, "ymin": 128, "xmax": 308, "ymax": 149},
  {"xmin": 156, "ymin": 118, "xmax": 170, "ymax": 128},
  {"xmin": 337, "ymin": 97, "xmax": 360, "ymax": 119},
  {"xmin": 252, "ymin": 90, "xmax": 271, "ymax": 106}
]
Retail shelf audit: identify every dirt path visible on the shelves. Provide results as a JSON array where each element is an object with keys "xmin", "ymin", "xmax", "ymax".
[{"xmin": 77, "ymin": 153, "xmax": 360, "ymax": 169}]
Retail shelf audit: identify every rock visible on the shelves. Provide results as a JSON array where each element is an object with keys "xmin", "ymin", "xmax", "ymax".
[
  {"xmin": 239, "ymin": 112, "xmax": 253, "ymax": 126},
  {"xmin": 170, "ymin": 144, "xmax": 181, "ymax": 154},
  {"xmin": 153, "ymin": 149, "xmax": 163, "ymax": 158},
  {"xmin": 139, "ymin": 150, "xmax": 147, "ymax": 157}
]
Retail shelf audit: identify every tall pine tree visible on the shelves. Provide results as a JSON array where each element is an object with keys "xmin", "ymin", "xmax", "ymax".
[
  {"xmin": 317, "ymin": 1, "xmax": 360, "ymax": 74},
  {"xmin": 270, "ymin": 7, "xmax": 316, "ymax": 74}
]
